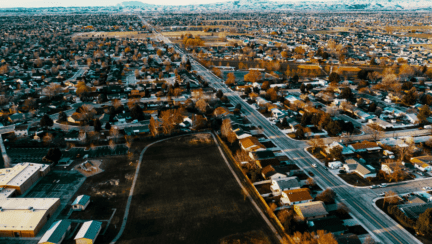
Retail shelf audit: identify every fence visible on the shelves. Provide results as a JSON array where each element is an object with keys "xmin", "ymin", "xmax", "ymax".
[{"xmin": 214, "ymin": 133, "xmax": 294, "ymax": 244}]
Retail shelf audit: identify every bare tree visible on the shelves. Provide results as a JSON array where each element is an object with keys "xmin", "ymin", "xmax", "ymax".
[
  {"xmin": 196, "ymin": 99, "xmax": 208, "ymax": 113},
  {"xmin": 364, "ymin": 124, "xmax": 385, "ymax": 142},
  {"xmin": 308, "ymin": 136, "xmax": 325, "ymax": 153}
]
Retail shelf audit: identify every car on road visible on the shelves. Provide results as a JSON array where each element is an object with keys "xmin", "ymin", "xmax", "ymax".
[
  {"xmin": 379, "ymin": 192, "xmax": 385, "ymax": 196},
  {"xmin": 370, "ymin": 185, "xmax": 379, "ymax": 189},
  {"xmin": 380, "ymin": 183, "xmax": 388, "ymax": 188},
  {"xmin": 423, "ymin": 186, "xmax": 431, "ymax": 191},
  {"xmin": 312, "ymin": 164, "xmax": 317, "ymax": 168}
]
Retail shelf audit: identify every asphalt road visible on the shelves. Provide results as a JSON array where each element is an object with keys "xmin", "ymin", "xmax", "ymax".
[
  {"xmin": 191, "ymin": 59, "xmax": 422, "ymax": 244},
  {"xmin": 138, "ymin": 15, "xmax": 424, "ymax": 244}
]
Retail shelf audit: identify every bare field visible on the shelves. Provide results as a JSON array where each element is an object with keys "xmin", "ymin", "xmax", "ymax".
[
  {"xmin": 162, "ymin": 31, "xmax": 217, "ymax": 37},
  {"xmin": 118, "ymin": 134, "xmax": 277, "ymax": 244}
]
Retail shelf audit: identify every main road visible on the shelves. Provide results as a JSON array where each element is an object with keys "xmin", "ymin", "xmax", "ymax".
[{"xmin": 137, "ymin": 14, "xmax": 423, "ymax": 244}]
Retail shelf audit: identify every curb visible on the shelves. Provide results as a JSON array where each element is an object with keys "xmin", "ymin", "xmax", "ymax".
[{"xmin": 371, "ymin": 197, "xmax": 423, "ymax": 244}]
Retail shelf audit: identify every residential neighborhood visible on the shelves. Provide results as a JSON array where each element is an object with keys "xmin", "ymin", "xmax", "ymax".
[{"xmin": 1, "ymin": 2, "xmax": 432, "ymax": 244}]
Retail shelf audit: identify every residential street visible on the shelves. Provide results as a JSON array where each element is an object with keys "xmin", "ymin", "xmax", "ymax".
[{"xmin": 191, "ymin": 58, "xmax": 422, "ymax": 244}]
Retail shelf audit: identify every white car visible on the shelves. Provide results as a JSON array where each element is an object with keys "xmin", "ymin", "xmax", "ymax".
[
  {"xmin": 379, "ymin": 192, "xmax": 385, "ymax": 196},
  {"xmin": 380, "ymin": 183, "xmax": 388, "ymax": 188},
  {"xmin": 312, "ymin": 164, "xmax": 317, "ymax": 168},
  {"xmin": 423, "ymin": 187, "xmax": 431, "ymax": 191}
]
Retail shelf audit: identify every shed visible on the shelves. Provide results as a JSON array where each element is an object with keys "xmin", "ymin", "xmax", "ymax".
[
  {"xmin": 38, "ymin": 220, "xmax": 71, "ymax": 244},
  {"xmin": 72, "ymin": 195, "xmax": 90, "ymax": 211},
  {"xmin": 74, "ymin": 221, "xmax": 102, "ymax": 244}
]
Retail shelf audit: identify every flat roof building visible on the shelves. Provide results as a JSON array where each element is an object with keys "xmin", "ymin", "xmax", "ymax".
[
  {"xmin": 0, "ymin": 198, "xmax": 60, "ymax": 237},
  {"xmin": 0, "ymin": 163, "xmax": 50, "ymax": 195}
]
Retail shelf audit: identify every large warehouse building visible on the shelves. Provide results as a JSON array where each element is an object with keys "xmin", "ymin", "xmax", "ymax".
[
  {"xmin": 0, "ymin": 162, "xmax": 50, "ymax": 195},
  {"xmin": 0, "ymin": 198, "xmax": 60, "ymax": 237}
]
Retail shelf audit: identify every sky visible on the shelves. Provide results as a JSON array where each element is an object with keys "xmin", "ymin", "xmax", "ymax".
[{"xmin": 0, "ymin": 0, "xmax": 237, "ymax": 8}]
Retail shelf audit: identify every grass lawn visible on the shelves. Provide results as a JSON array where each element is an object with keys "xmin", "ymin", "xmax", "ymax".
[{"xmin": 118, "ymin": 134, "xmax": 277, "ymax": 244}]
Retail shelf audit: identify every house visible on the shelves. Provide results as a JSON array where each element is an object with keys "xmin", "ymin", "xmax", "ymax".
[
  {"xmin": 324, "ymin": 142, "xmax": 354, "ymax": 156},
  {"xmin": 124, "ymin": 126, "xmax": 149, "ymax": 136},
  {"xmin": 381, "ymin": 161, "xmax": 407, "ymax": 175},
  {"xmin": 353, "ymin": 109, "xmax": 374, "ymax": 121},
  {"xmin": 348, "ymin": 141, "xmax": 381, "ymax": 153},
  {"xmin": 72, "ymin": 195, "xmax": 90, "ymax": 211},
  {"xmin": 343, "ymin": 158, "xmax": 377, "ymax": 178},
  {"xmin": 239, "ymin": 137, "xmax": 266, "ymax": 152},
  {"xmin": 307, "ymin": 216, "xmax": 348, "ymax": 235},
  {"xmin": 411, "ymin": 156, "xmax": 432, "ymax": 172},
  {"xmin": 293, "ymin": 201, "xmax": 328, "ymax": 220},
  {"xmin": 14, "ymin": 124, "xmax": 29, "ymax": 137},
  {"xmin": 38, "ymin": 220, "xmax": 71, "ymax": 244},
  {"xmin": 280, "ymin": 188, "xmax": 313, "ymax": 206},
  {"xmin": 74, "ymin": 220, "xmax": 102, "ymax": 244},
  {"xmin": 8, "ymin": 113, "xmax": 26, "ymax": 123},
  {"xmin": 261, "ymin": 165, "xmax": 287, "ymax": 179},
  {"xmin": 399, "ymin": 202, "xmax": 432, "ymax": 219},
  {"xmin": 406, "ymin": 113, "xmax": 419, "ymax": 124},
  {"xmin": 270, "ymin": 177, "xmax": 300, "ymax": 196},
  {"xmin": 271, "ymin": 108, "xmax": 289, "ymax": 120},
  {"xmin": 232, "ymin": 127, "xmax": 252, "ymax": 140},
  {"xmin": 249, "ymin": 150, "xmax": 275, "ymax": 161}
]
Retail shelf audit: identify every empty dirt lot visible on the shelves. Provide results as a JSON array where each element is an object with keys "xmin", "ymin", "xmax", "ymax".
[{"xmin": 118, "ymin": 134, "xmax": 277, "ymax": 244}]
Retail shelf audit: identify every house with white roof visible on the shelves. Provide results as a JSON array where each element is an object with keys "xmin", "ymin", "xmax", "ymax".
[
  {"xmin": 74, "ymin": 221, "xmax": 102, "ymax": 244},
  {"xmin": 270, "ymin": 177, "xmax": 300, "ymax": 196},
  {"xmin": 72, "ymin": 195, "xmax": 90, "ymax": 211},
  {"xmin": 38, "ymin": 220, "xmax": 71, "ymax": 244}
]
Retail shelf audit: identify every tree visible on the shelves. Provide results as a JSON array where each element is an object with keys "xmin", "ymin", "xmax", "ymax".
[
  {"xmin": 316, "ymin": 188, "xmax": 336, "ymax": 204},
  {"xmin": 364, "ymin": 124, "xmax": 385, "ymax": 142},
  {"xmin": 216, "ymin": 90, "xmax": 224, "ymax": 99},
  {"xmin": 306, "ymin": 177, "xmax": 316, "ymax": 187},
  {"xmin": 76, "ymin": 81, "xmax": 91, "ymax": 99},
  {"xmin": 58, "ymin": 111, "xmax": 67, "ymax": 122},
  {"xmin": 244, "ymin": 70, "xmax": 262, "ymax": 83},
  {"xmin": 416, "ymin": 208, "xmax": 432, "ymax": 237},
  {"xmin": 196, "ymin": 99, "xmax": 208, "ymax": 113},
  {"xmin": 383, "ymin": 190, "xmax": 399, "ymax": 207},
  {"xmin": 418, "ymin": 105, "xmax": 431, "ymax": 124},
  {"xmin": 389, "ymin": 162, "xmax": 407, "ymax": 182},
  {"xmin": 92, "ymin": 119, "xmax": 101, "ymax": 132},
  {"xmin": 328, "ymin": 146, "xmax": 342, "ymax": 161},
  {"xmin": 225, "ymin": 73, "xmax": 235, "ymax": 85},
  {"xmin": 44, "ymin": 147, "xmax": 62, "ymax": 163},
  {"xmin": 149, "ymin": 117, "xmax": 160, "ymax": 137},
  {"xmin": 329, "ymin": 72, "xmax": 341, "ymax": 84},
  {"xmin": 105, "ymin": 122, "xmax": 111, "ymax": 130},
  {"xmin": 221, "ymin": 119, "xmax": 232, "ymax": 138},
  {"xmin": 40, "ymin": 115, "xmax": 53, "ymax": 128},
  {"xmin": 295, "ymin": 127, "xmax": 305, "ymax": 139},
  {"xmin": 227, "ymin": 131, "xmax": 237, "ymax": 145},
  {"xmin": 262, "ymin": 81, "xmax": 270, "ymax": 90},
  {"xmin": 308, "ymin": 136, "xmax": 324, "ymax": 153},
  {"xmin": 131, "ymin": 104, "xmax": 145, "ymax": 121},
  {"xmin": 340, "ymin": 87, "xmax": 353, "ymax": 100}
]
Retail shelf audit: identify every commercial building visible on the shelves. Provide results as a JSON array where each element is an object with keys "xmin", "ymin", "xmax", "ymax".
[
  {"xmin": 0, "ymin": 198, "xmax": 60, "ymax": 237},
  {"xmin": 0, "ymin": 163, "xmax": 50, "ymax": 195}
]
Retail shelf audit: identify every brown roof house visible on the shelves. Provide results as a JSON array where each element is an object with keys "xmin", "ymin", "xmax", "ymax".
[
  {"xmin": 348, "ymin": 141, "xmax": 381, "ymax": 153},
  {"xmin": 294, "ymin": 201, "xmax": 328, "ymax": 220},
  {"xmin": 239, "ymin": 136, "xmax": 266, "ymax": 152},
  {"xmin": 280, "ymin": 188, "xmax": 313, "ymax": 206}
]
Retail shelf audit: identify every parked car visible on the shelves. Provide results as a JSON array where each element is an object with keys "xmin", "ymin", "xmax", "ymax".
[
  {"xmin": 370, "ymin": 185, "xmax": 379, "ymax": 189},
  {"xmin": 380, "ymin": 183, "xmax": 388, "ymax": 188},
  {"xmin": 423, "ymin": 186, "xmax": 431, "ymax": 191}
]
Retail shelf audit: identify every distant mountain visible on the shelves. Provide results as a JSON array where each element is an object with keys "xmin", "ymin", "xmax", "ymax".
[{"xmin": 119, "ymin": 0, "xmax": 432, "ymax": 11}]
